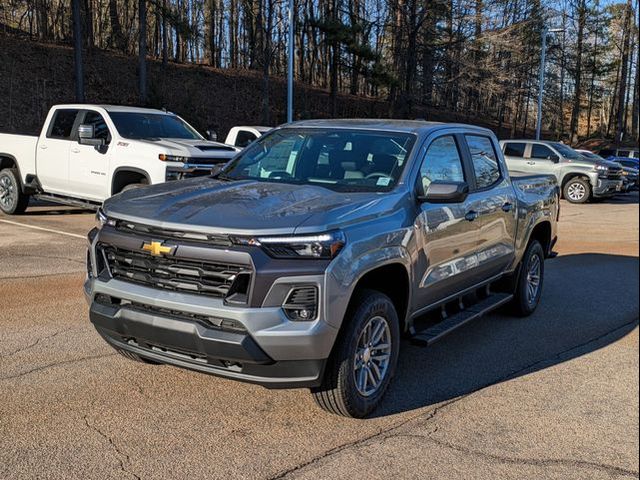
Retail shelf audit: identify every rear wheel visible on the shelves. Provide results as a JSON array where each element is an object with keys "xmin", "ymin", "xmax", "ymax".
[
  {"xmin": 563, "ymin": 177, "xmax": 591, "ymax": 204},
  {"xmin": 311, "ymin": 290, "xmax": 400, "ymax": 418},
  {"xmin": 0, "ymin": 168, "xmax": 29, "ymax": 215},
  {"xmin": 510, "ymin": 240, "xmax": 545, "ymax": 317}
]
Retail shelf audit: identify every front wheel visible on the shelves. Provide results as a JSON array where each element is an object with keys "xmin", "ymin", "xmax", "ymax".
[
  {"xmin": 563, "ymin": 178, "xmax": 591, "ymax": 204},
  {"xmin": 311, "ymin": 290, "xmax": 400, "ymax": 418},
  {"xmin": 510, "ymin": 240, "xmax": 545, "ymax": 317},
  {"xmin": 0, "ymin": 168, "xmax": 29, "ymax": 215}
]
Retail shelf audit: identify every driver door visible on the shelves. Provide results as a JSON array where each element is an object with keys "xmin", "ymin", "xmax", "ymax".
[{"xmin": 525, "ymin": 143, "xmax": 560, "ymax": 175}]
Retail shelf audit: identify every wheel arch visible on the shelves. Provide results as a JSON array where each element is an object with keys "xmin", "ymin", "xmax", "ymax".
[{"xmin": 111, "ymin": 167, "xmax": 150, "ymax": 195}]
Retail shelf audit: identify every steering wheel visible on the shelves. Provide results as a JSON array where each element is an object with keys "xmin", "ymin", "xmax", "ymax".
[{"xmin": 365, "ymin": 172, "xmax": 391, "ymax": 180}]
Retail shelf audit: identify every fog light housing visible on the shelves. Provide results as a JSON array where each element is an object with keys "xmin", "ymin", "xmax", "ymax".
[{"xmin": 282, "ymin": 286, "xmax": 318, "ymax": 321}]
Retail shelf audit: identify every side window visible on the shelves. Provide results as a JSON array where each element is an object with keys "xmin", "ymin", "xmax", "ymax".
[
  {"xmin": 531, "ymin": 144, "xmax": 554, "ymax": 159},
  {"xmin": 503, "ymin": 142, "xmax": 526, "ymax": 158},
  {"xmin": 618, "ymin": 150, "xmax": 630, "ymax": 157},
  {"xmin": 235, "ymin": 131, "xmax": 258, "ymax": 148},
  {"xmin": 48, "ymin": 109, "xmax": 80, "ymax": 139},
  {"xmin": 419, "ymin": 136, "xmax": 465, "ymax": 190},
  {"xmin": 466, "ymin": 135, "xmax": 501, "ymax": 189},
  {"xmin": 83, "ymin": 111, "xmax": 111, "ymax": 145}
]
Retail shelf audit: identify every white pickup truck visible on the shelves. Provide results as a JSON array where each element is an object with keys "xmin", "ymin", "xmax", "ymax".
[
  {"xmin": 224, "ymin": 126, "xmax": 271, "ymax": 148},
  {"xmin": 0, "ymin": 104, "xmax": 240, "ymax": 214}
]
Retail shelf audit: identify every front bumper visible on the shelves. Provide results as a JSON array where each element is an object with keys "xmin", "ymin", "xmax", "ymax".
[
  {"xmin": 84, "ymin": 274, "xmax": 337, "ymax": 388},
  {"xmin": 593, "ymin": 178, "xmax": 623, "ymax": 197}
]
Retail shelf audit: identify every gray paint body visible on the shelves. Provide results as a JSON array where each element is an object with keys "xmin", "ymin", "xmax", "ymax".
[{"xmin": 85, "ymin": 120, "xmax": 559, "ymax": 387}]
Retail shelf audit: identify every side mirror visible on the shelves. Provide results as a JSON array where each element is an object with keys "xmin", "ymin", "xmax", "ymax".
[
  {"xmin": 210, "ymin": 164, "xmax": 224, "ymax": 177},
  {"xmin": 417, "ymin": 181, "xmax": 469, "ymax": 203},
  {"xmin": 206, "ymin": 130, "xmax": 218, "ymax": 142},
  {"xmin": 77, "ymin": 124, "xmax": 105, "ymax": 147},
  {"xmin": 549, "ymin": 154, "xmax": 560, "ymax": 163}
]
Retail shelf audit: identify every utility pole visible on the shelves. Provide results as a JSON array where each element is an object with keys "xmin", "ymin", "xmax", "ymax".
[
  {"xmin": 72, "ymin": 0, "xmax": 85, "ymax": 102},
  {"xmin": 536, "ymin": 26, "xmax": 563, "ymax": 140},
  {"xmin": 287, "ymin": 0, "xmax": 294, "ymax": 123}
]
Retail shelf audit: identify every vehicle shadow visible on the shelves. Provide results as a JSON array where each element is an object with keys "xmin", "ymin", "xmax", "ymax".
[
  {"xmin": 594, "ymin": 192, "xmax": 639, "ymax": 204},
  {"xmin": 20, "ymin": 199, "xmax": 94, "ymax": 216},
  {"xmin": 374, "ymin": 253, "xmax": 639, "ymax": 418}
]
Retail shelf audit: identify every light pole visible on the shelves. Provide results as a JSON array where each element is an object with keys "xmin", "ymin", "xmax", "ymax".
[
  {"xmin": 536, "ymin": 27, "xmax": 563, "ymax": 140},
  {"xmin": 287, "ymin": 0, "xmax": 294, "ymax": 123}
]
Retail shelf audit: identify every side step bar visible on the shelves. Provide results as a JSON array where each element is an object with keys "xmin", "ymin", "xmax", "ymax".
[
  {"xmin": 33, "ymin": 194, "xmax": 100, "ymax": 210},
  {"xmin": 410, "ymin": 293, "xmax": 514, "ymax": 346}
]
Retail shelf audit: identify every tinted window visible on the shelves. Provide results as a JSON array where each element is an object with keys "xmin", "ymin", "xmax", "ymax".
[
  {"xmin": 419, "ymin": 136, "xmax": 465, "ymax": 190},
  {"xmin": 531, "ymin": 144, "xmax": 555, "ymax": 159},
  {"xmin": 467, "ymin": 135, "xmax": 501, "ymax": 189},
  {"xmin": 235, "ymin": 130, "xmax": 258, "ymax": 148},
  {"xmin": 84, "ymin": 111, "xmax": 111, "ymax": 144},
  {"xmin": 48, "ymin": 109, "xmax": 79, "ymax": 139},
  {"xmin": 618, "ymin": 150, "xmax": 630, "ymax": 157},
  {"xmin": 110, "ymin": 112, "xmax": 202, "ymax": 140},
  {"xmin": 632, "ymin": 151, "xmax": 639, "ymax": 159},
  {"xmin": 504, "ymin": 142, "xmax": 526, "ymax": 158},
  {"xmin": 598, "ymin": 149, "xmax": 615, "ymax": 157},
  {"xmin": 220, "ymin": 128, "xmax": 416, "ymax": 192}
]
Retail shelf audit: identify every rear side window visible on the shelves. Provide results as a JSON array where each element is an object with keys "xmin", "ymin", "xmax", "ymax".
[
  {"xmin": 48, "ymin": 109, "xmax": 79, "ymax": 139},
  {"xmin": 531, "ymin": 144, "xmax": 554, "ymax": 159},
  {"xmin": 466, "ymin": 135, "xmax": 501, "ymax": 189},
  {"xmin": 83, "ymin": 111, "xmax": 111, "ymax": 144},
  {"xmin": 503, "ymin": 142, "xmax": 526, "ymax": 158},
  {"xmin": 419, "ymin": 136, "xmax": 465, "ymax": 190},
  {"xmin": 235, "ymin": 130, "xmax": 258, "ymax": 148},
  {"xmin": 618, "ymin": 150, "xmax": 630, "ymax": 157}
]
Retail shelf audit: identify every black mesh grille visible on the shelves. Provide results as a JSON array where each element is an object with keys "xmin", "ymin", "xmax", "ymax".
[{"xmin": 100, "ymin": 245, "xmax": 249, "ymax": 298}]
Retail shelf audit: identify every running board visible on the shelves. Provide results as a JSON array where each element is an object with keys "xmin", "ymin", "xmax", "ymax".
[
  {"xmin": 33, "ymin": 194, "xmax": 100, "ymax": 210},
  {"xmin": 410, "ymin": 293, "xmax": 513, "ymax": 346}
]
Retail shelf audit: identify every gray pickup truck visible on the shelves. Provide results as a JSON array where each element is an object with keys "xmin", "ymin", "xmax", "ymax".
[
  {"xmin": 500, "ymin": 139, "xmax": 623, "ymax": 203},
  {"xmin": 85, "ymin": 120, "xmax": 559, "ymax": 417}
]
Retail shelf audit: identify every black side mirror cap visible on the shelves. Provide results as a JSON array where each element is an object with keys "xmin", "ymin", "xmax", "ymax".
[
  {"xmin": 417, "ymin": 181, "xmax": 469, "ymax": 203},
  {"xmin": 206, "ymin": 130, "xmax": 218, "ymax": 141}
]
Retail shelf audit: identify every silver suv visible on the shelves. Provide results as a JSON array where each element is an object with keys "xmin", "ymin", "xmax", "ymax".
[
  {"xmin": 500, "ymin": 140, "xmax": 623, "ymax": 203},
  {"xmin": 86, "ymin": 120, "xmax": 559, "ymax": 417}
]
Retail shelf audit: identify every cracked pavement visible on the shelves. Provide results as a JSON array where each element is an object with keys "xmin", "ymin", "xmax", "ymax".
[{"xmin": 0, "ymin": 197, "xmax": 638, "ymax": 479}]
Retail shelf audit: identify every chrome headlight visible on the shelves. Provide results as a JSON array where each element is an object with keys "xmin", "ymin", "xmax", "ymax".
[{"xmin": 233, "ymin": 231, "xmax": 346, "ymax": 259}]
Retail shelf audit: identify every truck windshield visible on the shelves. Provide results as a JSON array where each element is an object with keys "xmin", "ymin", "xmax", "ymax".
[
  {"xmin": 550, "ymin": 143, "xmax": 582, "ymax": 160},
  {"xmin": 109, "ymin": 112, "xmax": 202, "ymax": 140},
  {"xmin": 217, "ymin": 128, "xmax": 416, "ymax": 192}
]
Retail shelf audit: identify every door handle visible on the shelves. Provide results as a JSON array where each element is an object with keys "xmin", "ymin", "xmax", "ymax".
[
  {"xmin": 39, "ymin": 144, "xmax": 48, "ymax": 150},
  {"xmin": 526, "ymin": 161, "xmax": 536, "ymax": 165},
  {"xmin": 71, "ymin": 148, "xmax": 80, "ymax": 153},
  {"xmin": 465, "ymin": 211, "xmax": 479, "ymax": 222},
  {"xmin": 502, "ymin": 202, "xmax": 513, "ymax": 212}
]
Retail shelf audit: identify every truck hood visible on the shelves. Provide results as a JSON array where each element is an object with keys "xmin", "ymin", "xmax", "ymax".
[
  {"xmin": 103, "ymin": 177, "xmax": 393, "ymax": 236},
  {"xmin": 137, "ymin": 138, "xmax": 239, "ymax": 159}
]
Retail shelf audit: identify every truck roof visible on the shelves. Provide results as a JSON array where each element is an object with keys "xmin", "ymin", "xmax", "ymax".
[
  {"xmin": 283, "ymin": 119, "xmax": 493, "ymax": 135},
  {"xmin": 51, "ymin": 104, "xmax": 172, "ymax": 115}
]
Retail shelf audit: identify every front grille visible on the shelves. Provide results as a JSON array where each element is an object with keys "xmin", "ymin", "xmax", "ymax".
[
  {"xmin": 100, "ymin": 245, "xmax": 249, "ymax": 298},
  {"xmin": 607, "ymin": 168, "xmax": 623, "ymax": 179}
]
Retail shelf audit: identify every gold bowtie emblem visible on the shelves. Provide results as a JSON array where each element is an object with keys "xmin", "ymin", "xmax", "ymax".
[{"xmin": 142, "ymin": 241, "xmax": 172, "ymax": 256}]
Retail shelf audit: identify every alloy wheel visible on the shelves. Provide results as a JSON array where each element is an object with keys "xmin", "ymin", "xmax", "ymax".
[{"xmin": 353, "ymin": 315, "xmax": 392, "ymax": 397}]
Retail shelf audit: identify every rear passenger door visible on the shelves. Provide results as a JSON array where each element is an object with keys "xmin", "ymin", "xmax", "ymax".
[
  {"xmin": 501, "ymin": 141, "xmax": 531, "ymax": 176},
  {"xmin": 462, "ymin": 134, "xmax": 517, "ymax": 280},
  {"xmin": 36, "ymin": 108, "xmax": 80, "ymax": 195}
]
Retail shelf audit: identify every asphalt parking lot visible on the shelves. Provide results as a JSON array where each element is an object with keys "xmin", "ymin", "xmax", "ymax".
[{"xmin": 1, "ymin": 194, "xmax": 638, "ymax": 480}]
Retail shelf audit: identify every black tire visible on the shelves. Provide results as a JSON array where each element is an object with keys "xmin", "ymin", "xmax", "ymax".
[
  {"xmin": 510, "ymin": 240, "xmax": 545, "ymax": 317},
  {"xmin": 120, "ymin": 182, "xmax": 147, "ymax": 193},
  {"xmin": 0, "ymin": 168, "xmax": 29, "ymax": 215},
  {"xmin": 563, "ymin": 177, "xmax": 591, "ymax": 204},
  {"xmin": 311, "ymin": 289, "xmax": 400, "ymax": 418},
  {"xmin": 113, "ymin": 346, "xmax": 158, "ymax": 364}
]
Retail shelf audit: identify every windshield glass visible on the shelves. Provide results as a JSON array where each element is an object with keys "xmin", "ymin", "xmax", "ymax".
[
  {"xmin": 217, "ymin": 128, "xmax": 416, "ymax": 192},
  {"xmin": 550, "ymin": 142, "xmax": 582, "ymax": 160},
  {"xmin": 580, "ymin": 151, "xmax": 604, "ymax": 161},
  {"xmin": 110, "ymin": 112, "xmax": 202, "ymax": 140}
]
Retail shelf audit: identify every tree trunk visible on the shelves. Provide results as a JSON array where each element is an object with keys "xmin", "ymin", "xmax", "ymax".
[
  {"xmin": 72, "ymin": 0, "xmax": 85, "ymax": 102},
  {"xmin": 614, "ymin": 0, "xmax": 632, "ymax": 146},
  {"xmin": 139, "ymin": 0, "xmax": 148, "ymax": 104},
  {"xmin": 569, "ymin": 0, "xmax": 586, "ymax": 143},
  {"xmin": 109, "ymin": 0, "xmax": 126, "ymax": 51}
]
